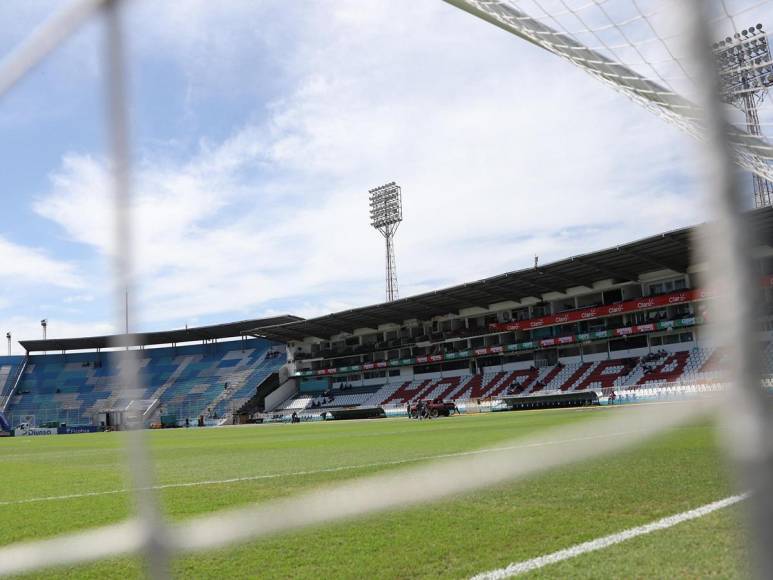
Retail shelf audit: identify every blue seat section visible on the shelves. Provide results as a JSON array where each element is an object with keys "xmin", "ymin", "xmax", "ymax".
[
  {"xmin": 210, "ymin": 353, "xmax": 286, "ymax": 418},
  {"xmin": 4, "ymin": 339, "xmax": 285, "ymax": 426},
  {"xmin": 0, "ymin": 355, "xmax": 25, "ymax": 400}
]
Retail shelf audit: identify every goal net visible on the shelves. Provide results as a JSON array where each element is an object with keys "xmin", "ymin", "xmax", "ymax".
[
  {"xmin": 445, "ymin": 0, "xmax": 773, "ymax": 207},
  {"xmin": 0, "ymin": 0, "xmax": 771, "ymax": 577}
]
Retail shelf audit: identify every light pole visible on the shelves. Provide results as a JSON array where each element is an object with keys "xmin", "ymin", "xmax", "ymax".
[
  {"xmin": 713, "ymin": 23, "xmax": 773, "ymax": 207},
  {"xmin": 5, "ymin": 332, "xmax": 10, "ymax": 357},
  {"xmin": 40, "ymin": 320, "xmax": 48, "ymax": 355},
  {"xmin": 368, "ymin": 182, "xmax": 403, "ymax": 302}
]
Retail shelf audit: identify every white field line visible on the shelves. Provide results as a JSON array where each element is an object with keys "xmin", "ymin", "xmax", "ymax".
[
  {"xmin": 0, "ymin": 399, "xmax": 707, "ymax": 508},
  {"xmin": 0, "ymin": 398, "xmax": 718, "ymax": 576},
  {"xmin": 470, "ymin": 494, "xmax": 747, "ymax": 579},
  {"xmin": 0, "ymin": 430, "xmax": 641, "ymax": 507},
  {"xmin": 0, "ymin": 399, "xmax": 690, "ymax": 461}
]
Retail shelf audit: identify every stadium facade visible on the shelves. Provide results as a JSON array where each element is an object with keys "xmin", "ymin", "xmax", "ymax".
[{"xmin": 2, "ymin": 208, "xmax": 772, "ymax": 430}]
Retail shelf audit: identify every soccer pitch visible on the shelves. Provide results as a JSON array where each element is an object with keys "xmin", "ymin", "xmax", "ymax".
[{"xmin": 1, "ymin": 407, "xmax": 747, "ymax": 579}]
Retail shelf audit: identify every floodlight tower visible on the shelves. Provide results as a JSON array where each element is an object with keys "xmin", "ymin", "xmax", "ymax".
[
  {"xmin": 369, "ymin": 182, "xmax": 403, "ymax": 302},
  {"xmin": 714, "ymin": 23, "xmax": 773, "ymax": 208}
]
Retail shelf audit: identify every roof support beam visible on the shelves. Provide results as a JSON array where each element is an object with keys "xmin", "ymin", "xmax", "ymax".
[
  {"xmin": 507, "ymin": 279, "xmax": 557, "ymax": 298},
  {"xmin": 304, "ymin": 321, "xmax": 348, "ymax": 336},
  {"xmin": 535, "ymin": 269, "xmax": 592, "ymax": 290},
  {"xmin": 449, "ymin": 287, "xmax": 508, "ymax": 304},
  {"xmin": 520, "ymin": 275, "xmax": 568, "ymax": 294},
  {"xmin": 573, "ymin": 257, "xmax": 638, "ymax": 282},
  {"xmin": 375, "ymin": 304, "xmax": 424, "ymax": 320},
  {"xmin": 337, "ymin": 312, "xmax": 385, "ymax": 327},
  {"xmin": 617, "ymin": 247, "xmax": 686, "ymax": 274},
  {"xmin": 661, "ymin": 232, "xmax": 691, "ymax": 250},
  {"xmin": 394, "ymin": 298, "xmax": 449, "ymax": 315}
]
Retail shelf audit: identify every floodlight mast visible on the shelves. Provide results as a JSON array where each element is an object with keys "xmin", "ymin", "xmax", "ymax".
[
  {"xmin": 369, "ymin": 182, "xmax": 403, "ymax": 302},
  {"xmin": 714, "ymin": 23, "xmax": 773, "ymax": 208}
]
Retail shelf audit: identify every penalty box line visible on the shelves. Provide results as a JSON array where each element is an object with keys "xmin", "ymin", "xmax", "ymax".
[
  {"xmin": 0, "ymin": 429, "xmax": 641, "ymax": 507},
  {"xmin": 470, "ymin": 494, "xmax": 747, "ymax": 579}
]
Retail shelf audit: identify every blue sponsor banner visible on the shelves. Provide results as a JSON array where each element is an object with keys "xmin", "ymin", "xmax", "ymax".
[
  {"xmin": 15, "ymin": 427, "xmax": 58, "ymax": 436},
  {"xmin": 57, "ymin": 425, "xmax": 101, "ymax": 435}
]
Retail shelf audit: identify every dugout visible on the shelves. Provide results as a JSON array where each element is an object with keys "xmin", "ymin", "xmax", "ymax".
[
  {"xmin": 324, "ymin": 407, "xmax": 386, "ymax": 420},
  {"xmin": 499, "ymin": 391, "xmax": 599, "ymax": 411},
  {"xmin": 97, "ymin": 409, "xmax": 127, "ymax": 430}
]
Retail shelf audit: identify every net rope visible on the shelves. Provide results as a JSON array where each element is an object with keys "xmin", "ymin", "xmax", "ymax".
[{"xmin": 0, "ymin": 0, "xmax": 770, "ymax": 576}]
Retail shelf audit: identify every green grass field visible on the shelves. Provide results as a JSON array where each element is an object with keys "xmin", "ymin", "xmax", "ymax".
[{"xmin": 0, "ymin": 406, "xmax": 748, "ymax": 578}]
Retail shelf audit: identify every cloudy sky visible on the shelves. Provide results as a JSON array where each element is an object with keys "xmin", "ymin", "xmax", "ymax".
[{"xmin": 0, "ymin": 0, "xmax": 741, "ymax": 352}]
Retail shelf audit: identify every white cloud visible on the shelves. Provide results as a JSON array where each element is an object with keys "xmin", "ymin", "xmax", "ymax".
[
  {"xmin": 0, "ymin": 236, "xmax": 82, "ymax": 290},
  {"xmin": 62, "ymin": 294, "xmax": 95, "ymax": 304},
  {"xmin": 31, "ymin": 0, "xmax": 704, "ymax": 331}
]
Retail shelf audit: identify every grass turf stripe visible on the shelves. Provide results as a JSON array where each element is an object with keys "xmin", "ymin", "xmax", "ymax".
[
  {"xmin": 0, "ymin": 429, "xmax": 639, "ymax": 507},
  {"xmin": 470, "ymin": 494, "xmax": 747, "ymax": 579}
]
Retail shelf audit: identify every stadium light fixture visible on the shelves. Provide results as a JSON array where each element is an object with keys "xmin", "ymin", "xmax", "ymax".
[
  {"xmin": 368, "ymin": 182, "xmax": 403, "ymax": 302},
  {"xmin": 714, "ymin": 22, "xmax": 773, "ymax": 208},
  {"xmin": 40, "ymin": 319, "xmax": 47, "ymax": 355}
]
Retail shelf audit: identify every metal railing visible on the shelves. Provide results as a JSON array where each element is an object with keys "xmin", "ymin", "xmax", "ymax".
[{"xmin": 0, "ymin": 356, "xmax": 27, "ymax": 413}]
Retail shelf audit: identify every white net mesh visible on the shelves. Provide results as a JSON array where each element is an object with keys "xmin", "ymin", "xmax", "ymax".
[
  {"xmin": 445, "ymin": 0, "xmax": 773, "ymax": 207},
  {"xmin": 0, "ymin": 0, "xmax": 771, "ymax": 577}
]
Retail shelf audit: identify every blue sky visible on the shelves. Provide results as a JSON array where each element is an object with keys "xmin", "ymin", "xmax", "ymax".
[{"xmin": 0, "ymin": 0, "xmax": 727, "ymax": 352}]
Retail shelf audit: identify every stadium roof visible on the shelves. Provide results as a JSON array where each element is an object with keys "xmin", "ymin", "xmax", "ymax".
[
  {"xmin": 250, "ymin": 207, "xmax": 773, "ymax": 343},
  {"xmin": 19, "ymin": 315, "xmax": 303, "ymax": 353}
]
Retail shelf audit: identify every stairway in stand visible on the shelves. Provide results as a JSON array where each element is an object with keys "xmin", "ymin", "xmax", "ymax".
[{"xmin": 205, "ymin": 368, "xmax": 254, "ymax": 418}]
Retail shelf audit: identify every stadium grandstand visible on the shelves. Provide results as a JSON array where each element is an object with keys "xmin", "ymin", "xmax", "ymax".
[
  {"xmin": 249, "ymin": 206, "xmax": 773, "ymax": 420},
  {"xmin": 1, "ymin": 316, "xmax": 298, "ymax": 429},
  {"xmin": 4, "ymin": 1, "xmax": 773, "ymax": 576},
  {"xmin": 5, "ymin": 208, "xmax": 770, "ymax": 431}
]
